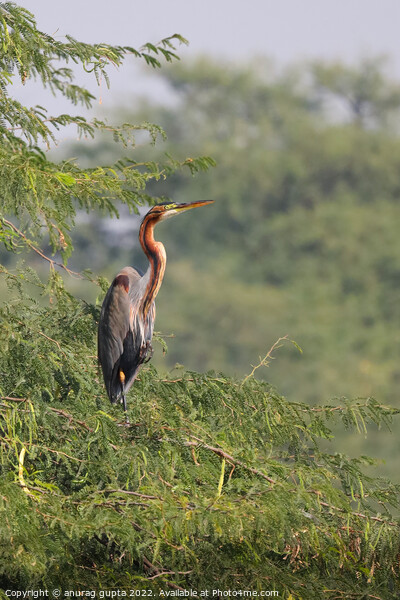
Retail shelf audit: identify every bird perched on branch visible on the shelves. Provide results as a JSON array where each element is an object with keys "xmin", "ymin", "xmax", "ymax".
[{"xmin": 98, "ymin": 200, "xmax": 214, "ymax": 420}]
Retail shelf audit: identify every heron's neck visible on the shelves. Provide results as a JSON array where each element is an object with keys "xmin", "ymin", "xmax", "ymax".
[{"xmin": 139, "ymin": 217, "xmax": 166, "ymax": 318}]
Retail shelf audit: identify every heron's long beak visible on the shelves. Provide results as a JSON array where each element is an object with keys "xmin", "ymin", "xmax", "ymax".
[
  {"xmin": 175, "ymin": 200, "xmax": 214, "ymax": 212},
  {"xmin": 160, "ymin": 200, "xmax": 214, "ymax": 221}
]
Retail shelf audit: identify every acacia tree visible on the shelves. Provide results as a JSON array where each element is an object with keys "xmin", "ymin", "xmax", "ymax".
[{"xmin": 0, "ymin": 3, "xmax": 400, "ymax": 598}]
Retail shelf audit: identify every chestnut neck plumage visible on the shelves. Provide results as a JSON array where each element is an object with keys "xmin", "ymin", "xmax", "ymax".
[{"xmin": 139, "ymin": 215, "xmax": 166, "ymax": 319}]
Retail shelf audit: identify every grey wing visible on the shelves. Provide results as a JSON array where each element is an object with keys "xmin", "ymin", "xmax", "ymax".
[
  {"xmin": 98, "ymin": 267, "xmax": 155, "ymax": 402},
  {"xmin": 98, "ymin": 267, "xmax": 141, "ymax": 401}
]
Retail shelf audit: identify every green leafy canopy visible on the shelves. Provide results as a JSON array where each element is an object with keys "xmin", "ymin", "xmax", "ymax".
[{"xmin": 0, "ymin": 1, "xmax": 213, "ymax": 261}]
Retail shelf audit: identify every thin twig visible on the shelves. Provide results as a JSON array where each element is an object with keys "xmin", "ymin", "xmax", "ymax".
[
  {"xmin": 242, "ymin": 335, "xmax": 290, "ymax": 383},
  {"xmin": 147, "ymin": 569, "xmax": 193, "ymax": 580},
  {"xmin": 2, "ymin": 218, "xmax": 83, "ymax": 278},
  {"xmin": 36, "ymin": 446, "xmax": 85, "ymax": 462},
  {"xmin": 102, "ymin": 488, "xmax": 160, "ymax": 500},
  {"xmin": 0, "ymin": 396, "xmax": 27, "ymax": 403},
  {"xmin": 37, "ymin": 331, "xmax": 67, "ymax": 356},
  {"xmin": 183, "ymin": 435, "xmax": 278, "ymax": 486},
  {"xmin": 317, "ymin": 497, "xmax": 398, "ymax": 527},
  {"xmin": 142, "ymin": 556, "xmax": 188, "ymax": 590},
  {"xmin": 48, "ymin": 407, "xmax": 93, "ymax": 431}
]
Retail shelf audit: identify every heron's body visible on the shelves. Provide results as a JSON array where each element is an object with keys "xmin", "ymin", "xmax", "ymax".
[
  {"xmin": 98, "ymin": 200, "xmax": 213, "ymax": 418},
  {"xmin": 98, "ymin": 266, "xmax": 155, "ymax": 404}
]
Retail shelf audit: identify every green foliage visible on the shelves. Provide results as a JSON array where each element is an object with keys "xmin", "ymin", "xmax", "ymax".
[
  {"xmin": 1, "ymin": 346, "xmax": 400, "ymax": 596},
  {"xmin": 0, "ymin": 2, "xmax": 195, "ymax": 261},
  {"xmin": 1, "ymin": 4, "xmax": 400, "ymax": 597}
]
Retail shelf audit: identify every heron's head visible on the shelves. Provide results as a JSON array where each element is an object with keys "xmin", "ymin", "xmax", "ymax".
[{"xmin": 145, "ymin": 200, "xmax": 214, "ymax": 222}]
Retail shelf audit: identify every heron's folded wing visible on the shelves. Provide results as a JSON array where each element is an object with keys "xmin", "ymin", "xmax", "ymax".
[{"xmin": 98, "ymin": 267, "xmax": 142, "ymax": 398}]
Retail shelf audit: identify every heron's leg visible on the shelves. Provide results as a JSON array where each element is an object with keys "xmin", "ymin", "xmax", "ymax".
[
  {"xmin": 119, "ymin": 369, "xmax": 130, "ymax": 425},
  {"xmin": 122, "ymin": 392, "xmax": 130, "ymax": 424}
]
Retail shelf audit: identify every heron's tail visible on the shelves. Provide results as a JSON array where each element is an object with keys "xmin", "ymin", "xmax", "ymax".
[{"xmin": 109, "ymin": 362, "xmax": 140, "ymax": 405}]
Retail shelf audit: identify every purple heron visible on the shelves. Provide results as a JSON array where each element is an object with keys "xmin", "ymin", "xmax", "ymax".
[{"xmin": 98, "ymin": 200, "xmax": 214, "ymax": 420}]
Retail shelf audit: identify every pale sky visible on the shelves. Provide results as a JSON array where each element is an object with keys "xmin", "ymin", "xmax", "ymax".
[
  {"xmin": 17, "ymin": 0, "xmax": 400, "ymax": 66},
  {"xmin": 13, "ymin": 0, "xmax": 400, "ymax": 117}
]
